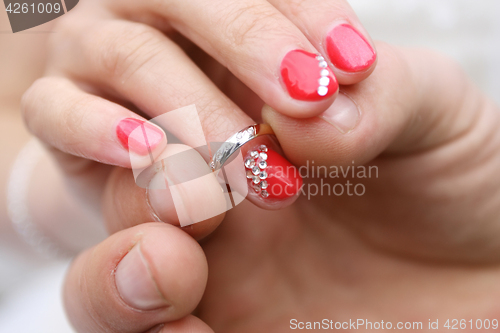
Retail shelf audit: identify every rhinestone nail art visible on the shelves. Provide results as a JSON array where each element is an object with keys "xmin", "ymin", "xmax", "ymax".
[
  {"xmin": 281, "ymin": 50, "xmax": 338, "ymax": 101},
  {"xmin": 316, "ymin": 55, "xmax": 332, "ymax": 97},
  {"xmin": 244, "ymin": 144, "xmax": 270, "ymax": 199}
]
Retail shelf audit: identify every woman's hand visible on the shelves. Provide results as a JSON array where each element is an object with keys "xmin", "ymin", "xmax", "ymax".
[
  {"xmin": 21, "ymin": 0, "xmax": 378, "ymax": 234},
  {"xmin": 21, "ymin": 0, "xmax": 500, "ymax": 332}
]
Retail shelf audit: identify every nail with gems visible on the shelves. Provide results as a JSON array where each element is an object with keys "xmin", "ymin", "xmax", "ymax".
[
  {"xmin": 280, "ymin": 50, "xmax": 338, "ymax": 101},
  {"xmin": 244, "ymin": 145, "xmax": 270, "ymax": 199},
  {"xmin": 243, "ymin": 144, "xmax": 302, "ymax": 200}
]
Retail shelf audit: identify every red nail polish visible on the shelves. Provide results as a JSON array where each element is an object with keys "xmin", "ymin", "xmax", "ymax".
[
  {"xmin": 280, "ymin": 50, "xmax": 338, "ymax": 101},
  {"xmin": 326, "ymin": 24, "xmax": 376, "ymax": 72},
  {"xmin": 116, "ymin": 118, "xmax": 164, "ymax": 155},
  {"xmin": 245, "ymin": 145, "xmax": 302, "ymax": 200}
]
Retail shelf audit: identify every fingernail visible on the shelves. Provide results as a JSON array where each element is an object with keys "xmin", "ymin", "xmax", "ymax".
[
  {"xmin": 319, "ymin": 93, "xmax": 360, "ymax": 134},
  {"xmin": 281, "ymin": 50, "xmax": 338, "ymax": 101},
  {"xmin": 115, "ymin": 243, "xmax": 168, "ymax": 310},
  {"xmin": 244, "ymin": 145, "xmax": 302, "ymax": 200},
  {"xmin": 116, "ymin": 118, "xmax": 165, "ymax": 155},
  {"xmin": 147, "ymin": 145, "xmax": 228, "ymax": 227},
  {"xmin": 326, "ymin": 24, "xmax": 376, "ymax": 72}
]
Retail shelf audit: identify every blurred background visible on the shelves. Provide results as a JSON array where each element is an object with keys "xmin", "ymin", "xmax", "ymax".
[{"xmin": 0, "ymin": 0, "xmax": 499, "ymax": 331}]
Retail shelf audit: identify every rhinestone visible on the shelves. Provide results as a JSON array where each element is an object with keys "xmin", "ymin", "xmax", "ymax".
[
  {"xmin": 247, "ymin": 128, "xmax": 254, "ymax": 134},
  {"xmin": 259, "ymin": 170, "xmax": 268, "ymax": 179},
  {"xmin": 250, "ymin": 150, "xmax": 259, "ymax": 158},
  {"xmin": 209, "ymin": 161, "xmax": 215, "ymax": 170},
  {"xmin": 252, "ymin": 175, "xmax": 261, "ymax": 184},
  {"xmin": 252, "ymin": 166, "xmax": 261, "ymax": 175},
  {"xmin": 246, "ymin": 170, "xmax": 253, "ymax": 179},
  {"xmin": 252, "ymin": 182, "xmax": 261, "ymax": 193},
  {"xmin": 319, "ymin": 61, "xmax": 328, "ymax": 68},
  {"xmin": 259, "ymin": 145, "xmax": 268, "ymax": 152},
  {"xmin": 259, "ymin": 152, "xmax": 268, "ymax": 160},
  {"xmin": 245, "ymin": 158, "xmax": 255, "ymax": 169},
  {"xmin": 317, "ymin": 86, "xmax": 329, "ymax": 96},
  {"xmin": 260, "ymin": 180, "xmax": 268, "ymax": 189},
  {"xmin": 261, "ymin": 190, "xmax": 269, "ymax": 198},
  {"xmin": 320, "ymin": 69, "xmax": 330, "ymax": 77},
  {"xmin": 316, "ymin": 55, "xmax": 325, "ymax": 61},
  {"xmin": 236, "ymin": 132, "xmax": 243, "ymax": 139},
  {"xmin": 258, "ymin": 160, "xmax": 267, "ymax": 169},
  {"xmin": 319, "ymin": 76, "xmax": 330, "ymax": 86}
]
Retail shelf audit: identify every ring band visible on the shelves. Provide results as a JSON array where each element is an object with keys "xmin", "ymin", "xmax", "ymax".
[{"xmin": 210, "ymin": 124, "xmax": 274, "ymax": 172}]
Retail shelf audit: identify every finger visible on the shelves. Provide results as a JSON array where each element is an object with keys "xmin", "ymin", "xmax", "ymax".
[
  {"xmin": 64, "ymin": 223, "xmax": 209, "ymax": 333},
  {"xmin": 263, "ymin": 43, "xmax": 485, "ymax": 166},
  {"xmin": 102, "ymin": 144, "xmax": 227, "ymax": 240},
  {"xmin": 50, "ymin": 19, "xmax": 303, "ymax": 209},
  {"xmin": 65, "ymin": 3, "xmax": 338, "ymax": 118},
  {"xmin": 50, "ymin": 19, "xmax": 253, "ymax": 144},
  {"xmin": 269, "ymin": 0, "xmax": 377, "ymax": 85},
  {"xmin": 103, "ymin": 138, "xmax": 301, "ymax": 241},
  {"xmin": 21, "ymin": 77, "xmax": 167, "ymax": 168}
]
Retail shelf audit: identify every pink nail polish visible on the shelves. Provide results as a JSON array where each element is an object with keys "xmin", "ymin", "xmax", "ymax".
[
  {"xmin": 326, "ymin": 24, "xmax": 376, "ymax": 72},
  {"xmin": 116, "ymin": 118, "xmax": 164, "ymax": 155}
]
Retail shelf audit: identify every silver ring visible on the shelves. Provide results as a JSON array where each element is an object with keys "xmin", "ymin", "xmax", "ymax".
[{"xmin": 210, "ymin": 124, "xmax": 274, "ymax": 172}]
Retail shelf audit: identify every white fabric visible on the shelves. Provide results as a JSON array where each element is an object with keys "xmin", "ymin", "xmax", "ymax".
[{"xmin": 0, "ymin": 262, "xmax": 73, "ymax": 332}]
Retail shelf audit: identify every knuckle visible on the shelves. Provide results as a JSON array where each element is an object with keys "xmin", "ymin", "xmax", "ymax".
[
  {"xmin": 219, "ymin": 3, "xmax": 287, "ymax": 49},
  {"xmin": 20, "ymin": 77, "xmax": 54, "ymax": 131},
  {"xmin": 62, "ymin": 97, "xmax": 92, "ymax": 139},
  {"xmin": 84, "ymin": 21, "xmax": 165, "ymax": 81},
  {"xmin": 288, "ymin": 0, "xmax": 346, "ymax": 17}
]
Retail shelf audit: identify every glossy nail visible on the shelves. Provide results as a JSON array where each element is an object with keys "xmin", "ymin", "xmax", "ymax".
[
  {"xmin": 281, "ymin": 50, "xmax": 338, "ymax": 101},
  {"xmin": 116, "ymin": 118, "xmax": 164, "ymax": 155},
  {"xmin": 115, "ymin": 243, "xmax": 167, "ymax": 310},
  {"xmin": 326, "ymin": 24, "xmax": 376, "ymax": 72},
  {"xmin": 319, "ymin": 93, "xmax": 360, "ymax": 134},
  {"xmin": 245, "ymin": 145, "xmax": 302, "ymax": 199}
]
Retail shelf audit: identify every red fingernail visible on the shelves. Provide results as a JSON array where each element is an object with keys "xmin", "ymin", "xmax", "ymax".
[
  {"xmin": 281, "ymin": 50, "xmax": 338, "ymax": 101},
  {"xmin": 245, "ymin": 145, "xmax": 302, "ymax": 200},
  {"xmin": 116, "ymin": 118, "xmax": 164, "ymax": 155},
  {"xmin": 326, "ymin": 24, "xmax": 376, "ymax": 72}
]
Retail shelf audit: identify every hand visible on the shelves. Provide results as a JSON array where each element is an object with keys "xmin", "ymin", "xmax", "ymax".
[
  {"xmin": 21, "ymin": 0, "xmax": 378, "ymax": 236},
  {"xmin": 22, "ymin": 0, "xmax": 500, "ymax": 332}
]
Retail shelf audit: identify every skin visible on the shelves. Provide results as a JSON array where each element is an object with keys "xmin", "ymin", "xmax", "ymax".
[{"xmin": 18, "ymin": 0, "xmax": 500, "ymax": 332}]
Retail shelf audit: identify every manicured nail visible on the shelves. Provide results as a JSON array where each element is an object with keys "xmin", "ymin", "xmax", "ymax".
[
  {"xmin": 326, "ymin": 24, "xmax": 376, "ymax": 72},
  {"xmin": 281, "ymin": 50, "xmax": 338, "ymax": 101},
  {"xmin": 116, "ymin": 118, "xmax": 165, "ymax": 155},
  {"xmin": 115, "ymin": 243, "xmax": 168, "ymax": 310},
  {"xmin": 244, "ymin": 145, "xmax": 302, "ymax": 199},
  {"xmin": 319, "ymin": 93, "xmax": 360, "ymax": 134}
]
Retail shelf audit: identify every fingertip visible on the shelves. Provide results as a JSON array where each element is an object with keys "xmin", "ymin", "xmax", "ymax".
[
  {"xmin": 325, "ymin": 22, "xmax": 378, "ymax": 85},
  {"xmin": 64, "ymin": 223, "xmax": 208, "ymax": 333}
]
